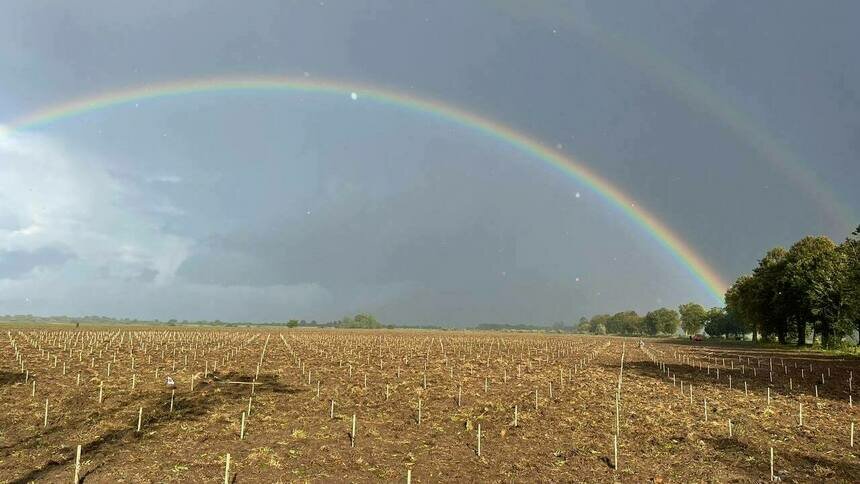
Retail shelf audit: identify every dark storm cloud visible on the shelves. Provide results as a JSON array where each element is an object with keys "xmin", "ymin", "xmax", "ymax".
[{"xmin": 0, "ymin": 1, "xmax": 857, "ymax": 323}]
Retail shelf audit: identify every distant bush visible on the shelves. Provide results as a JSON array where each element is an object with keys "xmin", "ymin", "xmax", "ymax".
[{"xmin": 338, "ymin": 313, "xmax": 382, "ymax": 329}]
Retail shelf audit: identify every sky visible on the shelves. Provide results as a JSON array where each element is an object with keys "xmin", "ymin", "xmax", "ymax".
[{"xmin": 0, "ymin": 1, "xmax": 858, "ymax": 325}]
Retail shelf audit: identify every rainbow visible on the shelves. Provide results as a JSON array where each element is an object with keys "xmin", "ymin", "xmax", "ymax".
[
  {"xmin": 494, "ymin": 1, "xmax": 853, "ymax": 227},
  {"xmin": 0, "ymin": 75, "xmax": 727, "ymax": 302}
]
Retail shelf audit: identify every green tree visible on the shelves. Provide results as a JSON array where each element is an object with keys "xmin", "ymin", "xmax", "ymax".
[
  {"xmin": 704, "ymin": 307, "xmax": 744, "ymax": 338},
  {"xmin": 725, "ymin": 274, "xmax": 758, "ymax": 341},
  {"xmin": 678, "ymin": 303, "xmax": 707, "ymax": 335},
  {"xmin": 840, "ymin": 226, "xmax": 860, "ymax": 343},
  {"xmin": 750, "ymin": 248, "xmax": 790, "ymax": 343},
  {"xmin": 590, "ymin": 314, "xmax": 611, "ymax": 334},
  {"xmin": 643, "ymin": 308, "xmax": 680, "ymax": 335},
  {"xmin": 287, "ymin": 319, "xmax": 299, "ymax": 328},
  {"xmin": 339, "ymin": 313, "xmax": 382, "ymax": 329},
  {"xmin": 618, "ymin": 311, "xmax": 642, "ymax": 335},
  {"xmin": 704, "ymin": 307, "xmax": 725, "ymax": 338},
  {"xmin": 783, "ymin": 236, "xmax": 848, "ymax": 347},
  {"xmin": 606, "ymin": 311, "xmax": 640, "ymax": 335},
  {"xmin": 576, "ymin": 316, "xmax": 591, "ymax": 333},
  {"xmin": 604, "ymin": 313, "xmax": 623, "ymax": 334}
]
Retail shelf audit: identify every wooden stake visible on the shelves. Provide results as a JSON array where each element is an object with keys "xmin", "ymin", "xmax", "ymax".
[
  {"xmin": 477, "ymin": 423, "xmax": 481, "ymax": 456},
  {"xmin": 417, "ymin": 399, "xmax": 422, "ymax": 425},
  {"xmin": 137, "ymin": 407, "xmax": 143, "ymax": 432},
  {"xmin": 514, "ymin": 405, "xmax": 518, "ymax": 427},
  {"xmin": 240, "ymin": 411, "xmax": 246, "ymax": 439},
  {"xmin": 74, "ymin": 444, "xmax": 82, "ymax": 483},
  {"xmin": 770, "ymin": 447, "xmax": 774, "ymax": 481},
  {"xmin": 613, "ymin": 433, "xmax": 618, "ymax": 471},
  {"xmin": 351, "ymin": 414, "xmax": 357, "ymax": 447},
  {"xmin": 224, "ymin": 453, "xmax": 231, "ymax": 484},
  {"xmin": 43, "ymin": 398, "xmax": 48, "ymax": 428}
]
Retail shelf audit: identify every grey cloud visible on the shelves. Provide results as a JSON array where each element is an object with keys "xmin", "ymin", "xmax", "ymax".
[
  {"xmin": 0, "ymin": 247, "xmax": 74, "ymax": 279},
  {"xmin": 0, "ymin": 2, "xmax": 857, "ymax": 323}
]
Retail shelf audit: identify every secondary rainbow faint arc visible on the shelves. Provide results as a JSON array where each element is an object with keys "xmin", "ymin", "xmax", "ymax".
[
  {"xmin": 0, "ymin": 75, "xmax": 727, "ymax": 302},
  {"xmin": 492, "ymin": 0, "xmax": 853, "ymax": 228}
]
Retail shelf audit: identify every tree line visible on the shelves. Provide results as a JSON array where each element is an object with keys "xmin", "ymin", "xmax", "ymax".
[
  {"xmin": 723, "ymin": 227, "xmax": 860, "ymax": 347},
  {"xmin": 577, "ymin": 308, "xmax": 677, "ymax": 336},
  {"xmin": 576, "ymin": 226, "xmax": 860, "ymax": 347}
]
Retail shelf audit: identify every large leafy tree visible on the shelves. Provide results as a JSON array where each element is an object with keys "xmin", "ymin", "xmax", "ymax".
[
  {"xmin": 751, "ymin": 248, "xmax": 790, "ymax": 343},
  {"xmin": 783, "ymin": 236, "xmax": 847, "ymax": 347},
  {"xmin": 576, "ymin": 316, "xmax": 591, "ymax": 333},
  {"xmin": 840, "ymin": 226, "xmax": 860, "ymax": 344},
  {"xmin": 604, "ymin": 313, "xmax": 622, "ymax": 334},
  {"xmin": 643, "ymin": 307, "xmax": 680, "ymax": 335},
  {"xmin": 607, "ymin": 311, "xmax": 642, "ymax": 335},
  {"xmin": 590, "ymin": 314, "xmax": 611, "ymax": 334},
  {"xmin": 704, "ymin": 307, "xmax": 726, "ymax": 338},
  {"xmin": 705, "ymin": 307, "xmax": 745, "ymax": 338},
  {"xmin": 678, "ymin": 302, "xmax": 707, "ymax": 336},
  {"xmin": 725, "ymin": 274, "xmax": 757, "ymax": 341},
  {"xmin": 620, "ymin": 311, "xmax": 643, "ymax": 335}
]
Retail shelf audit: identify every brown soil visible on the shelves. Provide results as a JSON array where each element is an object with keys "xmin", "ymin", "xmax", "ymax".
[{"xmin": 1, "ymin": 328, "xmax": 858, "ymax": 483}]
